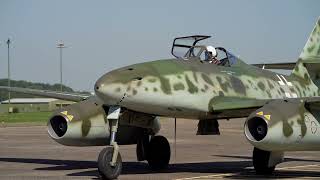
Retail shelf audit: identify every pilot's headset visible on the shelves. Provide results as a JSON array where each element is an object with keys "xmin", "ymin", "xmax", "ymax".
[{"xmin": 205, "ymin": 46, "xmax": 217, "ymax": 60}]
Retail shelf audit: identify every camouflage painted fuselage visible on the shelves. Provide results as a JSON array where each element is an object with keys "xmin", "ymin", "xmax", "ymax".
[{"xmin": 95, "ymin": 58, "xmax": 319, "ymax": 120}]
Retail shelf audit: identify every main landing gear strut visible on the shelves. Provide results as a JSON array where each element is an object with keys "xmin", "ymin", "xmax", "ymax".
[{"xmin": 97, "ymin": 106, "xmax": 171, "ymax": 180}]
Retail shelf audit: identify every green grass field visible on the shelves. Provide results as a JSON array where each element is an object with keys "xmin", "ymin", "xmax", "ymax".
[{"xmin": 0, "ymin": 112, "xmax": 52, "ymax": 123}]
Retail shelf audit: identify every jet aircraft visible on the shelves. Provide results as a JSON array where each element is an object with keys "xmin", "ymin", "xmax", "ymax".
[{"xmin": 1, "ymin": 17, "xmax": 320, "ymax": 179}]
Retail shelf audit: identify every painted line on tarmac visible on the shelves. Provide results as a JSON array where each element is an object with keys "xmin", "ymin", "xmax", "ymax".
[
  {"xmin": 278, "ymin": 164, "xmax": 320, "ymax": 170},
  {"xmin": 175, "ymin": 173, "xmax": 235, "ymax": 180},
  {"xmin": 175, "ymin": 164, "xmax": 320, "ymax": 180},
  {"xmin": 276, "ymin": 164, "xmax": 320, "ymax": 170}
]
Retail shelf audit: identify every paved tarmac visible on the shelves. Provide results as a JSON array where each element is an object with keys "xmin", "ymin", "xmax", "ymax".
[{"xmin": 1, "ymin": 118, "xmax": 320, "ymax": 179}]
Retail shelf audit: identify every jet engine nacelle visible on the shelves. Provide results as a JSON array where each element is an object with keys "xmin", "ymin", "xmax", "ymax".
[
  {"xmin": 47, "ymin": 96, "xmax": 160, "ymax": 146},
  {"xmin": 244, "ymin": 99, "xmax": 320, "ymax": 151}
]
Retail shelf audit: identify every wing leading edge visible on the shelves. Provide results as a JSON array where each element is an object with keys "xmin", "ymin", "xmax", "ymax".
[
  {"xmin": 209, "ymin": 97, "xmax": 269, "ymax": 119},
  {"xmin": 209, "ymin": 96, "xmax": 320, "ymax": 119},
  {"xmin": 0, "ymin": 86, "xmax": 90, "ymax": 102}
]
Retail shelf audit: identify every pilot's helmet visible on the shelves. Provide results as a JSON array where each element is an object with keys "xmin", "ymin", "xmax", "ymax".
[{"xmin": 206, "ymin": 46, "xmax": 217, "ymax": 57}]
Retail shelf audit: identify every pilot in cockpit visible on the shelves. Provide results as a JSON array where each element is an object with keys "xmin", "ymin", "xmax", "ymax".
[{"xmin": 205, "ymin": 46, "xmax": 220, "ymax": 64}]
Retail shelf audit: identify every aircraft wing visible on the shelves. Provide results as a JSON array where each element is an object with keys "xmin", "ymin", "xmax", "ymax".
[
  {"xmin": 210, "ymin": 96, "xmax": 320, "ymax": 119},
  {"xmin": 209, "ymin": 97, "xmax": 269, "ymax": 118},
  {"xmin": 211, "ymin": 97, "xmax": 268, "ymax": 111},
  {"xmin": 299, "ymin": 96, "xmax": 320, "ymax": 106},
  {"xmin": 0, "ymin": 86, "xmax": 90, "ymax": 102},
  {"xmin": 252, "ymin": 62, "xmax": 296, "ymax": 70}
]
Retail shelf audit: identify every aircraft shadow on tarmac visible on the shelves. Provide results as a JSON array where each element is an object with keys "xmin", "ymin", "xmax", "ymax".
[
  {"xmin": 213, "ymin": 154, "xmax": 320, "ymax": 163},
  {"xmin": 1, "ymin": 157, "xmax": 320, "ymax": 179}
]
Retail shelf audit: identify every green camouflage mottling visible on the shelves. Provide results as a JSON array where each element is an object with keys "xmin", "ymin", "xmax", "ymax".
[
  {"xmin": 48, "ymin": 96, "xmax": 110, "ymax": 146},
  {"xmin": 292, "ymin": 18, "xmax": 320, "ymax": 82},
  {"xmin": 94, "ymin": 17, "xmax": 320, "ymax": 143},
  {"xmin": 298, "ymin": 18, "xmax": 320, "ymax": 60},
  {"xmin": 96, "ymin": 57, "xmax": 320, "ymax": 119},
  {"xmin": 245, "ymin": 99, "xmax": 320, "ymax": 151},
  {"xmin": 48, "ymin": 96, "xmax": 160, "ymax": 146}
]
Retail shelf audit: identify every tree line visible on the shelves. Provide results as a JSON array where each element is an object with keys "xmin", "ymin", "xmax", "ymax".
[{"xmin": 0, "ymin": 79, "xmax": 90, "ymax": 101}]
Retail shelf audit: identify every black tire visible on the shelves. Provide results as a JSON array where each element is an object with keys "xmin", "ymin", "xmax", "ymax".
[
  {"xmin": 147, "ymin": 135, "xmax": 170, "ymax": 170},
  {"xmin": 136, "ymin": 134, "xmax": 150, "ymax": 161},
  {"xmin": 253, "ymin": 147, "xmax": 275, "ymax": 175},
  {"xmin": 98, "ymin": 147, "xmax": 122, "ymax": 180}
]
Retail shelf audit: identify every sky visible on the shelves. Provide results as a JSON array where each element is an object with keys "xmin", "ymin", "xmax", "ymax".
[{"xmin": 0, "ymin": 0, "xmax": 319, "ymax": 91}]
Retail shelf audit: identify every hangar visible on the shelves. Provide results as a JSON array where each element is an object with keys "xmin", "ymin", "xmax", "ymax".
[{"xmin": 0, "ymin": 98, "xmax": 73, "ymax": 113}]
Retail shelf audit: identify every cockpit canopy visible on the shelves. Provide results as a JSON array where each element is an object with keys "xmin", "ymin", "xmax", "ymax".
[{"xmin": 171, "ymin": 35, "xmax": 238, "ymax": 67}]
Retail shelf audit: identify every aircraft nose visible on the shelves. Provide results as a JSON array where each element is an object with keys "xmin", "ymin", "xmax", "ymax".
[
  {"xmin": 94, "ymin": 64, "xmax": 154, "ymax": 106},
  {"xmin": 94, "ymin": 78, "xmax": 107, "ymax": 101},
  {"xmin": 94, "ymin": 80, "xmax": 105, "ymax": 98},
  {"xmin": 94, "ymin": 73, "xmax": 125, "ymax": 105}
]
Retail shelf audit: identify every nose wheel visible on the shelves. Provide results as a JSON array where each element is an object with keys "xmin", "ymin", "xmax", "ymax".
[
  {"xmin": 98, "ymin": 147, "xmax": 122, "ymax": 180},
  {"xmin": 98, "ymin": 106, "xmax": 122, "ymax": 180}
]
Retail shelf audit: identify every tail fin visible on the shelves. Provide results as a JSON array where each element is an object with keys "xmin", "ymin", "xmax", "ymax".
[{"xmin": 291, "ymin": 17, "xmax": 320, "ymax": 85}]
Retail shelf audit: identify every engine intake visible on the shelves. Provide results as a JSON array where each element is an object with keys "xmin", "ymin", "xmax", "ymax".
[
  {"xmin": 48, "ymin": 115, "xmax": 68, "ymax": 138},
  {"xmin": 246, "ymin": 117, "xmax": 268, "ymax": 141}
]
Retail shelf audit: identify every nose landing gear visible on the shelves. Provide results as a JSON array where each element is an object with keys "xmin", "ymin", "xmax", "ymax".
[
  {"xmin": 98, "ymin": 106, "xmax": 172, "ymax": 179},
  {"xmin": 98, "ymin": 106, "xmax": 122, "ymax": 180},
  {"xmin": 98, "ymin": 147, "xmax": 122, "ymax": 180}
]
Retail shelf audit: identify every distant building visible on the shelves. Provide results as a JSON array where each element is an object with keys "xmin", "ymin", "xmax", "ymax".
[{"xmin": 0, "ymin": 98, "xmax": 74, "ymax": 113}]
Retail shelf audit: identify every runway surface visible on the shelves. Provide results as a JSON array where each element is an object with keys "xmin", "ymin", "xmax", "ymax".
[{"xmin": 1, "ymin": 118, "xmax": 320, "ymax": 179}]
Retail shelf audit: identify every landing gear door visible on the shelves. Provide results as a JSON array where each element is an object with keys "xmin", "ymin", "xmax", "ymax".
[{"xmin": 171, "ymin": 35, "xmax": 211, "ymax": 59}]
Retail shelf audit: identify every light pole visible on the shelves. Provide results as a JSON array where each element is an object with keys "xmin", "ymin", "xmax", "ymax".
[
  {"xmin": 57, "ymin": 42, "xmax": 66, "ymax": 108},
  {"xmin": 7, "ymin": 39, "xmax": 11, "ymax": 113}
]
